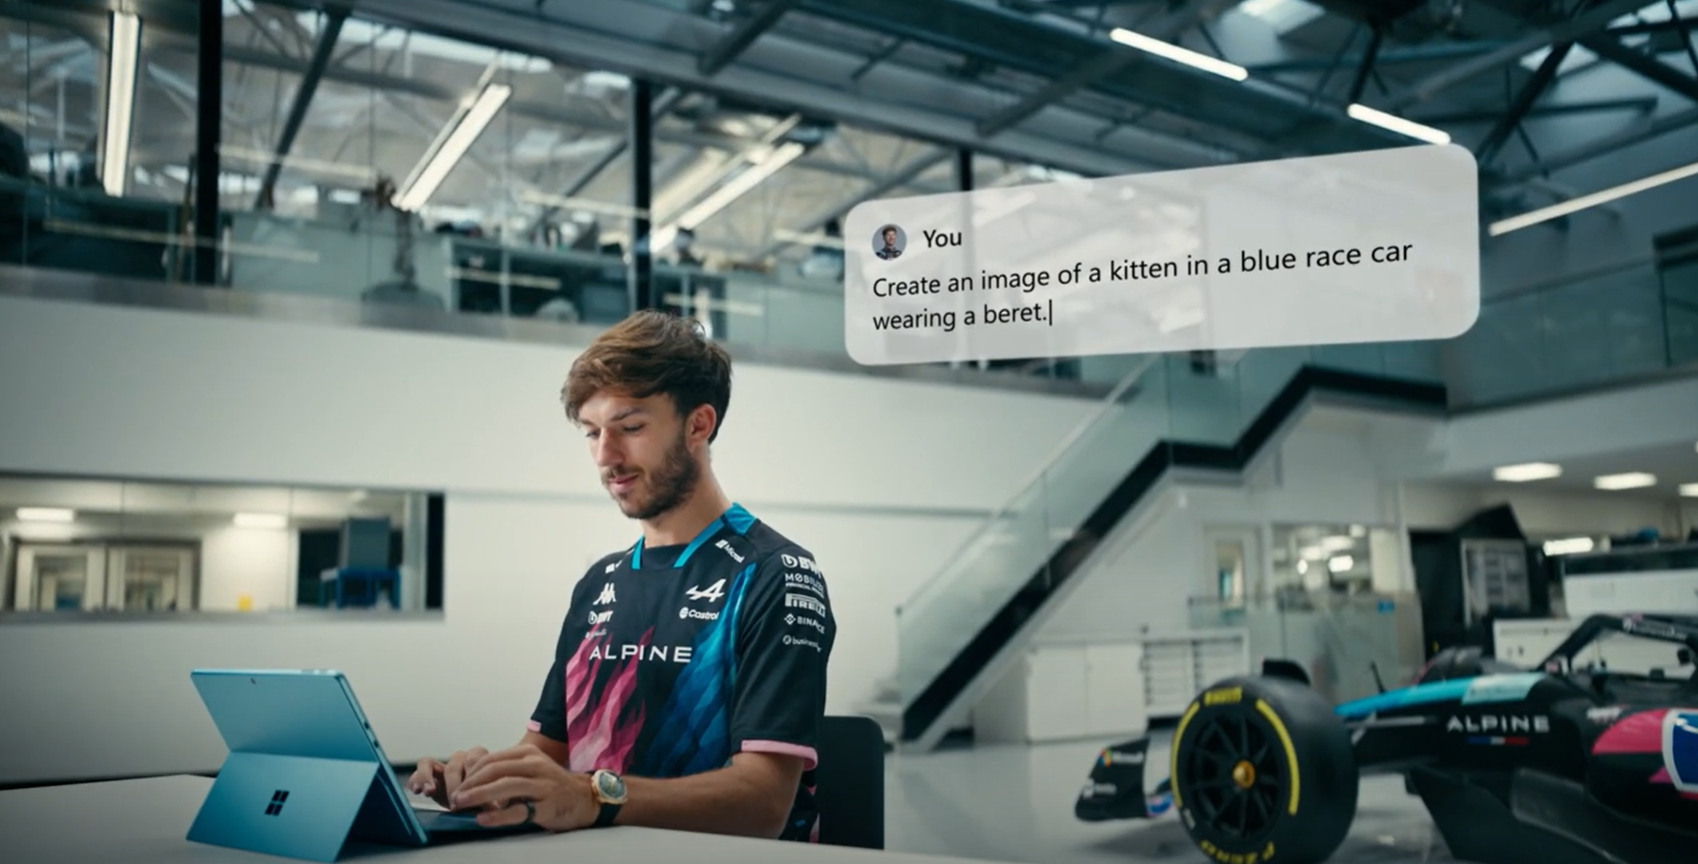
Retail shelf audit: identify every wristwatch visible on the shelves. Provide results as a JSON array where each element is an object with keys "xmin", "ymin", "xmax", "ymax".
[{"xmin": 590, "ymin": 769, "xmax": 627, "ymax": 827}]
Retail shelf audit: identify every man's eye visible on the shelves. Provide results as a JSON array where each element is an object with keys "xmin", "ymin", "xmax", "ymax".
[{"xmin": 622, "ymin": 425, "xmax": 644, "ymax": 434}]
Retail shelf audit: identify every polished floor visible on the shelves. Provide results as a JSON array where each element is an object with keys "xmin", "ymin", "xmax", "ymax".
[{"xmin": 883, "ymin": 735, "xmax": 1453, "ymax": 864}]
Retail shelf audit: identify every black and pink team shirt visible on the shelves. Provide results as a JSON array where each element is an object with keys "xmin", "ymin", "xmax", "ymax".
[{"xmin": 527, "ymin": 503, "xmax": 836, "ymax": 842}]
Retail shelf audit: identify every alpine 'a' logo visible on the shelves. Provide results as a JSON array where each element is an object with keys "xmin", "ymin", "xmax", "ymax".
[
  {"xmin": 595, "ymin": 583, "xmax": 616, "ymax": 605},
  {"xmin": 686, "ymin": 578, "xmax": 726, "ymax": 603}
]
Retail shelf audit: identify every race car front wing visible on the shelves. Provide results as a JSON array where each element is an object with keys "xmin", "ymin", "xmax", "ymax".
[{"xmin": 1074, "ymin": 736, "xmax": 1174, "ymax": 822}]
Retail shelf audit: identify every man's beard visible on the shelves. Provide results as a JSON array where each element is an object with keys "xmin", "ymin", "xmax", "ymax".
[{"xmin": 611, "ymin": 429, "xmax": 700, "ymax": 521}]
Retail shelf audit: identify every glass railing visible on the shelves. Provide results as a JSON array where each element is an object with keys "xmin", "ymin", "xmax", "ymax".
[
  {"xmin": 1442, "ymin": 259, "xmax": 1696, "ymax": 408},
  {"xmin": 1187, "ymin": 590, "xmax": 1427, "ymax": 706},
  {"xmin": 893, "ymin": 341, "xmax": 1444, "ymax": 710}
]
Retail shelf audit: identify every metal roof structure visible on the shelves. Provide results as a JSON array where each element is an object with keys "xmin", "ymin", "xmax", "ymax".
[{"xmin": 5, "ymin": 0, "xmax": 1695, "ymax": 267}]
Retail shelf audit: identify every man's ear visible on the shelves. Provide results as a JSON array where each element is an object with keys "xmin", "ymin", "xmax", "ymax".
[{"xmin": 687, "ymin": 403, "xmax": 718, "ymax": 445}]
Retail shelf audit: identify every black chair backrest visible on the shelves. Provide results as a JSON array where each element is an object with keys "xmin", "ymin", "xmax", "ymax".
[{"xmin": 812, "ymin": 715, "xmax": 885, "ymax": 849}]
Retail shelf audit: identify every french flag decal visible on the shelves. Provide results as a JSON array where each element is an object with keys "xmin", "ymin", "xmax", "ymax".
[
  {"xmin": 1666, "ymin": 709, "xmax": 1698, "ymax": 794},
  {"xmin": 1468, "ymin": 736, "xmax": 1529, "ymax": 746}
]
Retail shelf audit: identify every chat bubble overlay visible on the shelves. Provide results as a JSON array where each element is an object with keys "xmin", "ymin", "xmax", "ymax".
[{"xmin": 842, "ymin": 144, "xmax": 1480, "ymax": 367}]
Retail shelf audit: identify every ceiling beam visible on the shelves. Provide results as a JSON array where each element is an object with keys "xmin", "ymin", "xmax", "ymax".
[
  {"xmin": 1409, "ymin": 96, "xmax": 1657, "ymax": 124},
  {"xmin": 972, "ymin": 0, "xmax": 1243, "ymax": 139},
  {"xmin": 699, "ymin": 0, "xmax": 801, "ymax": 76},
  {"xmin": 1497, "ymin": 105, "xmax": 1698, "ymax": 185},
  {"xmin": 256, "ymin": 7, "xmax": 348, "ymax": 210},
  {"xmin": 1379, "ymin": 0, "xmax": 1650, "ymax": 112},
  {"xmin": 1580, "ymin": 32, "xmax": 1698, "ymax": 103},
  {"xmin": 1476, "ymin": 40, "xmax": 1570, "ymax": 164},
  {"xmin": 1248, "ymin": 41, "xmax": 1511, "ymax": 74}
]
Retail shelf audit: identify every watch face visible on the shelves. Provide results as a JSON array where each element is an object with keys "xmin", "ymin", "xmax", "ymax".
[{"xmin": 596, "ymin": 771, "xmax": 627, "ymax": 802}]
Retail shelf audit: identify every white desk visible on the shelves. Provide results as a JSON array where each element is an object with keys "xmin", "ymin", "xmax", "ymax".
[{"xmin": 1, "ymin": 775, "xmax": 988, "ymax": 864}]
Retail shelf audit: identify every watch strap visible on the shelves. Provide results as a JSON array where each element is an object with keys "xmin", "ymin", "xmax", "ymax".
[{"xmin": 594, "ymin": 801, "xmax": 621, "ymax": 827}]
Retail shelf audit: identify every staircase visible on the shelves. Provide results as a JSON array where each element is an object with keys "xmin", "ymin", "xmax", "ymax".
[{"xmin": 857, "ymin": 347, "xmax": 1448, "ymax": 750}]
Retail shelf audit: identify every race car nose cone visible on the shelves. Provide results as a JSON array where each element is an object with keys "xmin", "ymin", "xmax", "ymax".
[{"xmin": 1232, "ymin": 760, "xmax": 1256, "ymax": 790}]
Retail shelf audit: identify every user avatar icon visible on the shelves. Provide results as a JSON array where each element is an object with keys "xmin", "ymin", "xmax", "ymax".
[{"xmin": 874, "ymin": 224, "xmax": 905, "ymax": 260}]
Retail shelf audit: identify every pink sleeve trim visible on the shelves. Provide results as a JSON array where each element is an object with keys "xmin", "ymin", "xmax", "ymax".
[
  {"xmin": 741, "ymin": 739, "xmax": 818, "ymax": 771},
  {"xmin": 526, "ymin": 720, "xmax": 542, "ymax": 732}
]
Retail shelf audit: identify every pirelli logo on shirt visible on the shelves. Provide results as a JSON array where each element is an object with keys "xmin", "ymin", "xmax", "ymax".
[{"xmin": 784, "ymin": 593, "xmax": 827, "ymax": 616}]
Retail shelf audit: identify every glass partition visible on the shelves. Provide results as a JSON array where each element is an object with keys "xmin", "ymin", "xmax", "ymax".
[
  {"xmin": 1188, "ymin": 590, "xmax": 1426, "ymax": 706},
  {"xmin": 0, "ymin": 472, "xmax": 442, "ymax": 619}
]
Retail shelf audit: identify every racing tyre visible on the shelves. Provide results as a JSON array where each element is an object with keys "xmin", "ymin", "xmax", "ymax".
[{"xmin": 1170, "ymin": 675, "xmax": 1358, "ymax": 864}]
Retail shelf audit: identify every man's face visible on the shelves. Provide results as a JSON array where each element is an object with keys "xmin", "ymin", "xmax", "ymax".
[
  {"xmin": 883, "ymin": 229, "xmax": 896, "ymax": 247},
  {"xmin": 578, "ymin": 391, "xmax": 701, "ymax": 521}
]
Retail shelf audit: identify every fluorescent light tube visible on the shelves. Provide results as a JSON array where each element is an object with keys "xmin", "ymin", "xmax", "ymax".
[
  {"xmin": 1593, "ymin": 472, "xmax": 1656, "ymax": 490},
  {"xmin": 676, "ymin": 142, "xmax": 805, "ymax": 229},
  {"xmin": 1542, "ymin": 537, "xmax": 1595, "ymax": 555},
  {"xmin": 395, "ymin": 82, "xmax": 513, "ymax": 211},
  {"xmin": 1680, "ymin": 482, "xmax": 1698, "ymax": 498},
  {"xmin": 1488, "ymin": 157, "xmax": 1698, "ymax": 236},
  {"xmin": 102, "ymin": 11, "xmax": 141, "ymax": 196},
  {"xmin": 1327, "ymin": 554, "xmax": 1354, "ymax": 573},
  {"xmin": 1493, "ymin": 462, "xmax": 1562, "ymax": 482},
  {"xmin": 1347, "ymin": 103, "xmax": 1451, "ymax": 145},
  {"xmin": 1110, "ymin": 27, "xmax": 1249, "ymax": 81},
  {"xmin": 234, "ymin": 512, "xmax": 288, "ymax": 529},
  {"xmin": 17, "ymin": 507, "xmax": 76, "ymax": 523}
]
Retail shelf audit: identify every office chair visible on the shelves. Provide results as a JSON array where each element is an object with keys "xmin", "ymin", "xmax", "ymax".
[{"xmin": 812, "ymin": 715, "xmax": 886, "ymax": 849}]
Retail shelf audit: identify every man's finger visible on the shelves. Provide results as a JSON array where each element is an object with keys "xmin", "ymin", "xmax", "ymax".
[
  {"xmin": 454, "ymin": 776, "xmax": 544, "ymax": 814},
  {"xmin": 475, "ymin": 798, "xmax": 535, "ymax": 829},
  {"xmin": 408, "ymin": 758, "xmax": 445, "ymax": 795}
]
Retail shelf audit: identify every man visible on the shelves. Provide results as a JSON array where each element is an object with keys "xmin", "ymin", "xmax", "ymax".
[
  {"xmin": 408, "ymin": 310, "xmax": 836, "ymax": 842},
  {"xmin": 876, "ymin": 225, "xmax": 902, "ymax": 260}
]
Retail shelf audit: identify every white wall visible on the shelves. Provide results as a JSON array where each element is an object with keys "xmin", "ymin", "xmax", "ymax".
[
  {"xmin": 1037, "ymin": 418, "xmax": 1408, "ymax": 642},
  {"xmin": 197, "ymin": 526, "xmax": 298, "ymax": 612},
  {"xmin": 0, "ymin": 293, "xmax": 1097, "ymax": 784}
]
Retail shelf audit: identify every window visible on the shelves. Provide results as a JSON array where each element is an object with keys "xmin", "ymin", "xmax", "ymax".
[{"xmin": 1, "ymin": 473, "xmax": 442, "ymax": 618}]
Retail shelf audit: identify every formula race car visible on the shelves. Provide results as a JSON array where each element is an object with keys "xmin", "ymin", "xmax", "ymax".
[{"xmin": 1074, "ymin": 613, "xmax": 1698, "ymax": 864}]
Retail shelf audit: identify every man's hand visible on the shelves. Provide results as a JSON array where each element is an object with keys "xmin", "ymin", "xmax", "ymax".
[
  {"xmin": 451, "ymin": 744, "xmax": 597, "ymax": 832},
  {"xmin": 406, "ymin": 747, "xmax": 490, "ymax": 809}
]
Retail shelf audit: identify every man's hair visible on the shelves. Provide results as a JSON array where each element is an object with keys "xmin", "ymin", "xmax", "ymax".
[{"xmin": 562, "ymin": 310, "xmax": 733, "ymax": 442}]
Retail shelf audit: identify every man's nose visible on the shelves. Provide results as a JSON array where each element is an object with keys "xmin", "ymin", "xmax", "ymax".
[{"xmin": 592, "ymin": 434, "xmax": 622, "ymax": 466}]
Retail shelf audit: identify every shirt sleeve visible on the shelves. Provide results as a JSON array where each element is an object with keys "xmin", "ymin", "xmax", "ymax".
[
  {"xmin": 528, "ymin": 578, "xmax": 590, "ymax": 743},
  {"xmin": 729, "ymin": 545, "xmax": 835, "ymax": 771}
]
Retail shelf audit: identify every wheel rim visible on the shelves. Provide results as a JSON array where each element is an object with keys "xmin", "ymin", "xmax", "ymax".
[{"xmin": 1179, "ymin": 711, "xmax": 1286, "ymax": 841}]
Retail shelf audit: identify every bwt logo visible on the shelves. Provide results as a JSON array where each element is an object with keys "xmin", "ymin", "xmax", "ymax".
[
  {"xmin": 588, "ymin": 609, "xmax": 613, "ymax": 626},
  {"xmin": 265, "ymin": 790, "xmax": 290, "ymax": 816},
  {"xmin": 784, "ymin": 593, "xmax": 826, "ymax": 615}
]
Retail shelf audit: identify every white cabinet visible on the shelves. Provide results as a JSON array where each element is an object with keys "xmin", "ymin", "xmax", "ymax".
[
  {"xmin": 1494, "ymin": 618, "xmax": 1576, "ymax": 667},
  {"xmin": 974, "ymin": 630, "xmax": 1248, "ymax": 744}
]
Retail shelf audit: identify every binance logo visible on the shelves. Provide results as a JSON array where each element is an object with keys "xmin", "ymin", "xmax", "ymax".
[{"xmin": 264, "ymin": 789, "xmax": 290, "ymax": 816}]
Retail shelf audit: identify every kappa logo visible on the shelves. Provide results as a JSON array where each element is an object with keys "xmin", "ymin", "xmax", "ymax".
[
  {"xmin": 686, "ymin": 578, "xmax": 726, "ymax": 603},
  {"xmin": 594, "ymin": 583, "xmax": 616, "ymax": 605}
]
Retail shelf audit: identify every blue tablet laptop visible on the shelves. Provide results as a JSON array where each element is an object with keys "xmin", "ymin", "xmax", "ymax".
[{"xmin": 186, "ymin": 668, "xmax": 539, "ymax": 862}]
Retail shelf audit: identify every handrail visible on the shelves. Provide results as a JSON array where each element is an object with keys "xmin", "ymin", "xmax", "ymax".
[{"xmin": 894, "ymin": 352, "xmax": 1160, "ymax": 615}]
